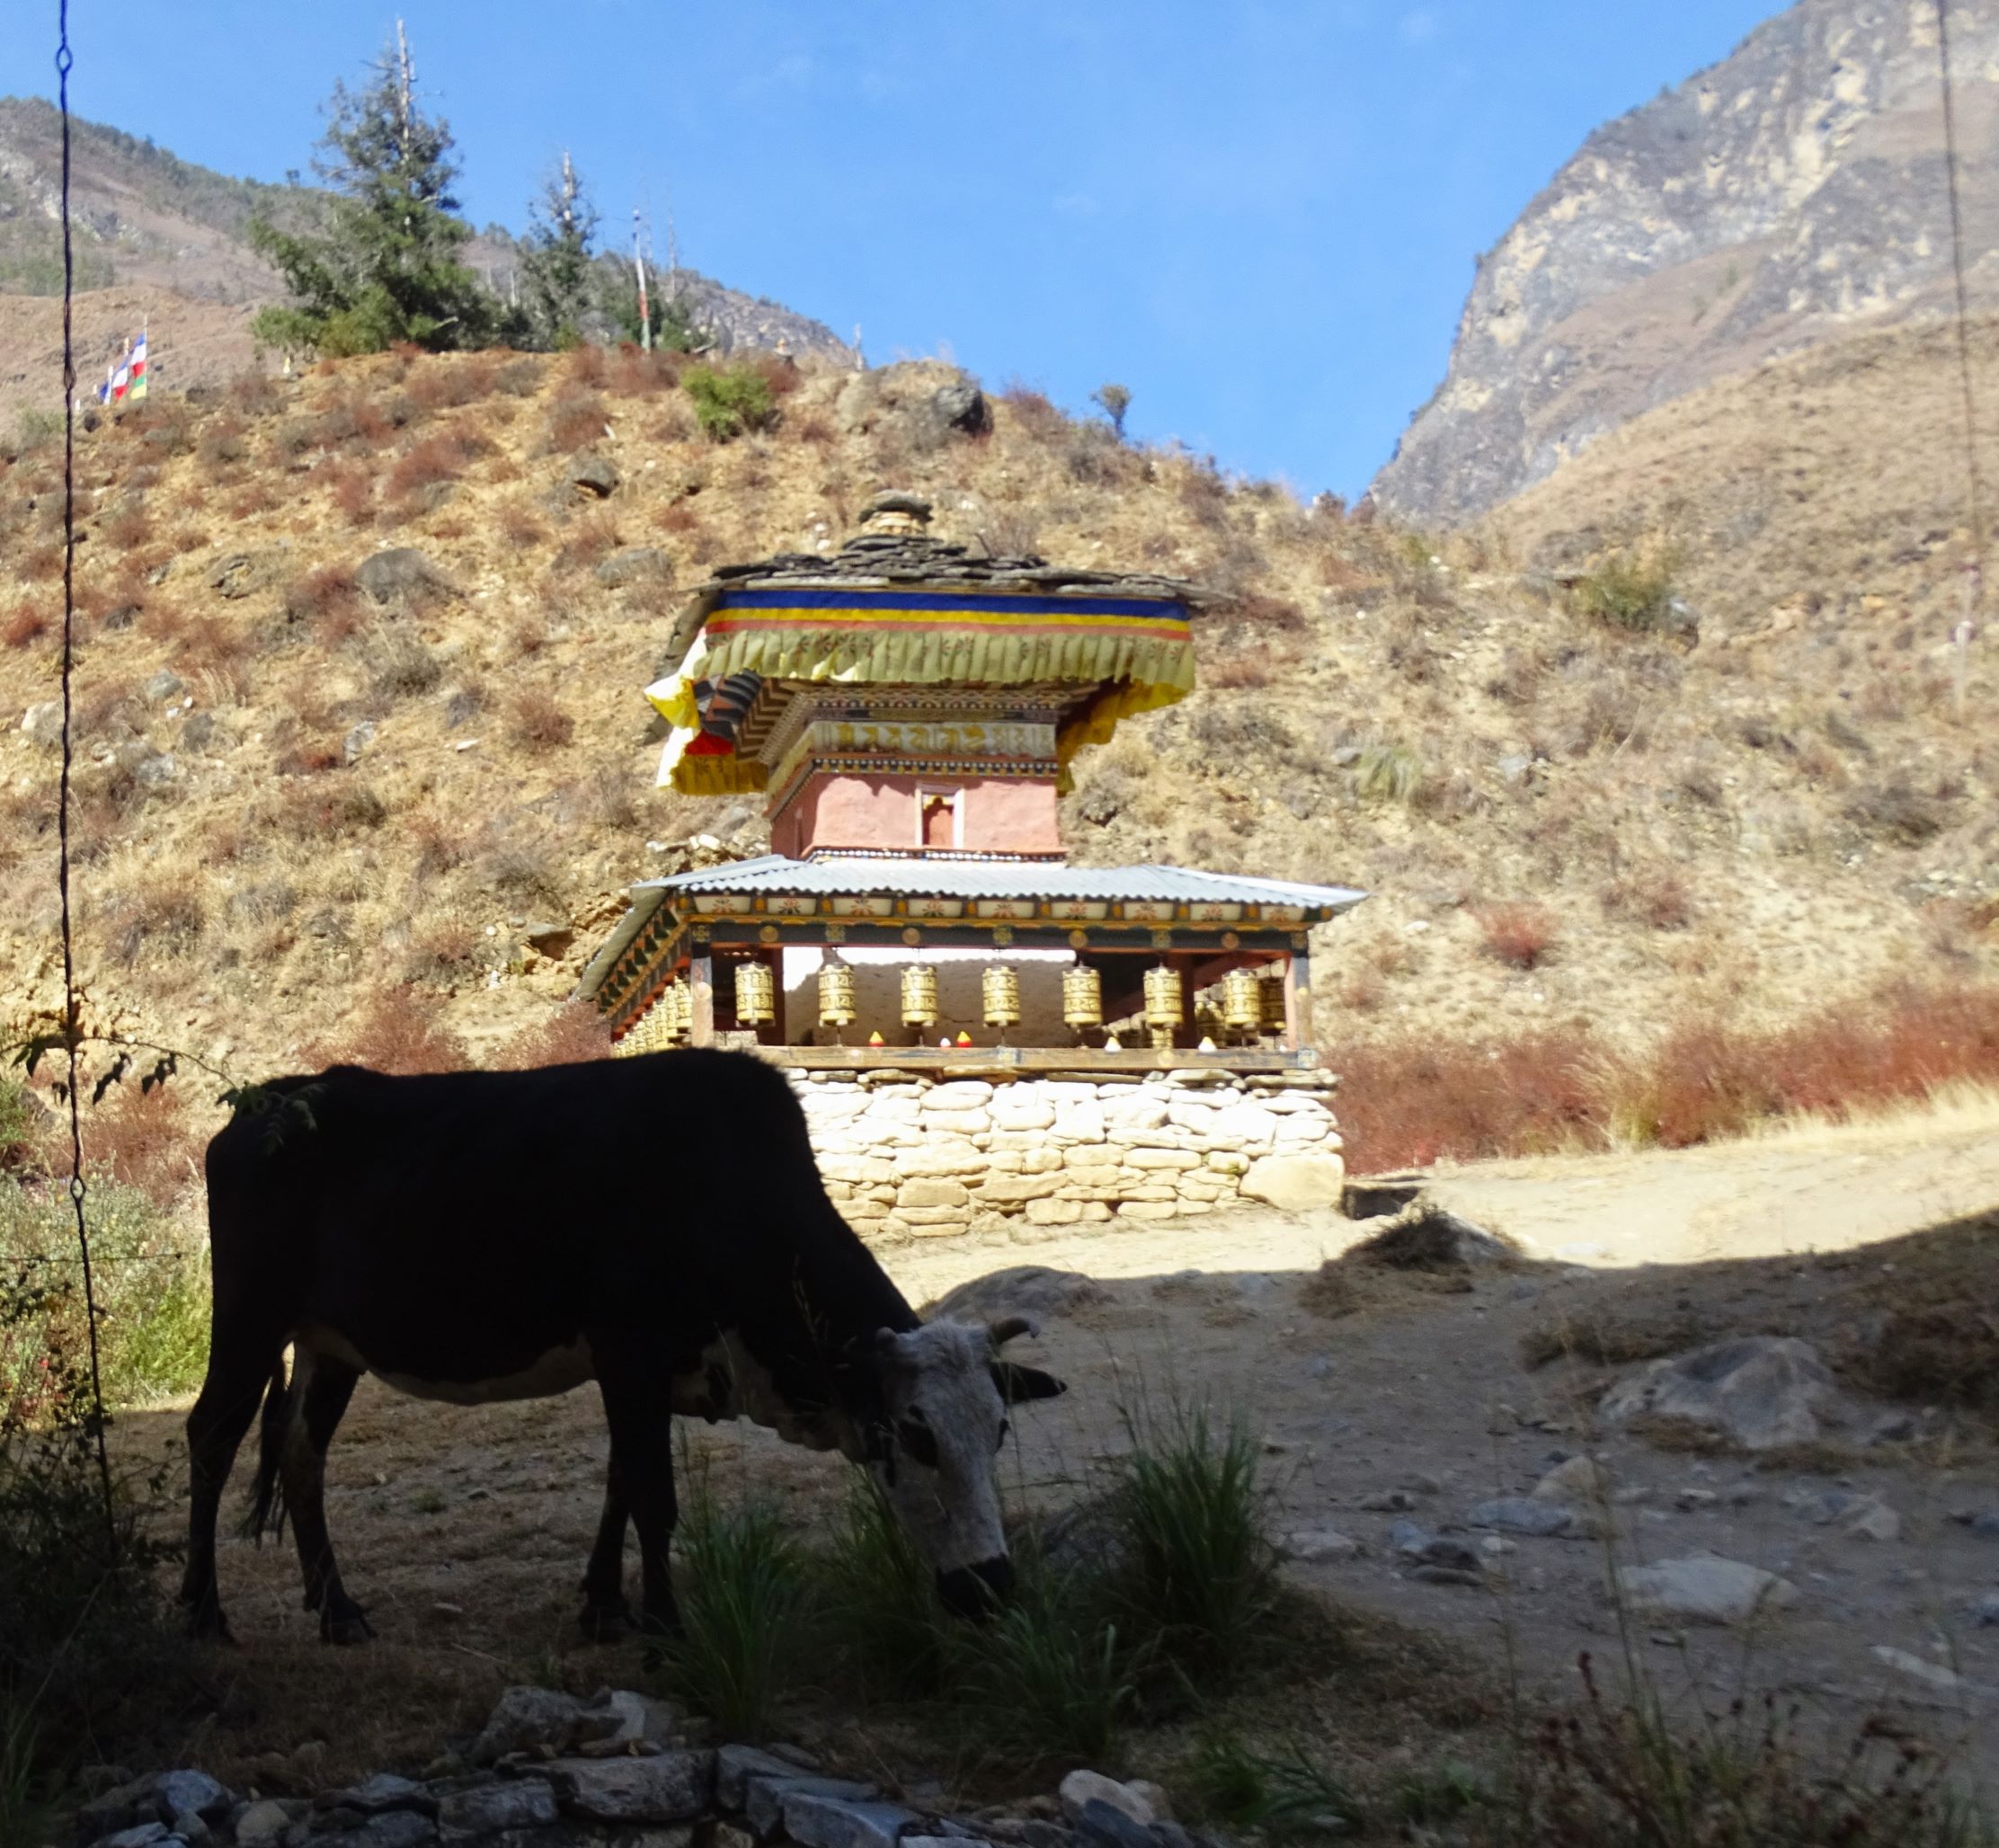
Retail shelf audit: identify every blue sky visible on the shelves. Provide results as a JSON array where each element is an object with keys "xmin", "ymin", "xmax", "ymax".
[{"xmin": 7, "ymin": 2, "xmax": 1780, "ymax": 497}]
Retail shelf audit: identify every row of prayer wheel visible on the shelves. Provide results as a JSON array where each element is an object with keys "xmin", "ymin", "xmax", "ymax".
[{"xmin": 630, "ymin": 958, "xmax": 1284, "ymax": 1047}]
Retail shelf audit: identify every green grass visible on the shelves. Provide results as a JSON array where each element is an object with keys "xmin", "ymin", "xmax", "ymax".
[
  {"xmin": 1570, "ymin": 551, "xmax": 1681, "ymax": 633},
  {"xmin": 0, "ymin": 1177, "xmax": 209, "ymax": 1410},
  {"xmin": 820, "ymin": 1479, "xmax": 949, "ymax": 1699},
  {"xmin": 1187, "ymin": 1731, "xmax": 1366, "ymax": 1837},
  {"xmin": 1107, "ymin": 1400, "xmax": 1277, "ymax": 1680},
  {"xmin": 1352, "ymin": 743, "xmax": 1425, "ymax": 805},
  {"xmin": 658, "ymin": 1468, "xmax": 808, "ymax": 1737}
]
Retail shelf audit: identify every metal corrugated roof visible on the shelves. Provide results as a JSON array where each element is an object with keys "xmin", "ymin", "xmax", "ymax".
[
  {"xmin": 639, "ymin": 856, "xmax": 1367, "ymax": 906},
  {"xmin": 575, "ymin": 858, "xmax": 1367, "ymax": 1000}
]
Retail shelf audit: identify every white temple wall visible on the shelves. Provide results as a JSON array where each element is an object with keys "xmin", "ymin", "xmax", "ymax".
[{"xmin": 789, "ymin": 1068, "xmax": 1344, "ymax": 1242}]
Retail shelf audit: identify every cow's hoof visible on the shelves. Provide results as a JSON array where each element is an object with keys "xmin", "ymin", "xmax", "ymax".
[
  {"xmin": 321, "ymin": 1594, "xmax": 375, "ymax": 1645},
  {"xmin": 578, "ymin": 1599, "xmax": 632, "ymax": 1642},
  {"xmin": 187, "ymin": 1603, "xmax": 235, "ymax": 1645}
]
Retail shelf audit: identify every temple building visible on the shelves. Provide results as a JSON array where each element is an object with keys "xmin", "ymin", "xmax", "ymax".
[{"xmin": 576, "ymin": 494, "xmax": 1368, "ymax": 1237}]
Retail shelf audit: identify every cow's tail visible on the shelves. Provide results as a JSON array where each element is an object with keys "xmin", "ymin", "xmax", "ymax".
[{"xmin": 239, "ymin": 1354, "xmax": 291, "ymax": 1543}]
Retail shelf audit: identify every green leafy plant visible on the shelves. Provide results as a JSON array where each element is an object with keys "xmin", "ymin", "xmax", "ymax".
[
  {"xmin": 821, "ymin": 1479, "xmax": 948, "ymax": 1698},
  {"xmin": 1188, "ymin": 1731, "xmax": 1366, "ymax": 1837},
  {"xmin": 683, "ymin": 365, "xmax": 777, "ymax": 441}
]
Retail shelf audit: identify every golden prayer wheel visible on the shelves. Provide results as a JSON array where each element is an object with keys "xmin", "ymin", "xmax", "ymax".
[
  {"xmin": 733, "ymin": 959, "xmax": 775, "ymax": 1026},
  {"xmin": 1142, "ymin": 963, "xmax": 1184, "ymax": 1048},
  {"xmin": 1260, "ymin": 972, "xmax": 1287, "ymax": 1035},
  {"xmin": 901, "ymin": 963, "xmax": 939, "ymax": 1027},
  {"xmin": 982, "ymin": 964, "xmax": 1020, "ymax": 1031},
  {"xmin": 1062, "ymin": 963, "xmax": 1104, "ymax": 1028},
  {"xmin": 1222, "ymin": 966, "xmax": 1264, "ymax": 1033},
  {"xmin": 818, "ymin": 960, "xmax": 856, "ymax": 1030},
  {"xmin": 669, "ymin": 976, "xmax": 693, "ymax": 1042}
]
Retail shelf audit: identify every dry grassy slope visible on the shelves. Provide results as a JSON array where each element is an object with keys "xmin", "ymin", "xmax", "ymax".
[
  {"xmin": 0, "ymin": 342, "xmax": 1993, "ymax": 1095},
  {"xmin": 1491, "ymin": 310, "xmax": 1999, "ymax": 632}
]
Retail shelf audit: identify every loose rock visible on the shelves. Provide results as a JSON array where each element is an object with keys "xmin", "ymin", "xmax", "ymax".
[
  {"xmin": 782, "ymin": 1791, "xmax": 922, "ymax": 1848},
  {"xmin": 1468, "ymin": 1497, "xmax": 1577, "ymax": 1538},
  {"xmin": 1615, "ymin": 1554, "xmax": 1799, "ymax": 1625},
  {"xmin": 1600, "ymin": 1337, "xmax": 1837, "ymax": 1451},
  {"xmin": 548, "ymin": 1751, "xmax": 715, "ymax": 1825}
]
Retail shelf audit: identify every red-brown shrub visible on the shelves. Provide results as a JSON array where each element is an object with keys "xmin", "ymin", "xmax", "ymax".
[
  {"xmin": 501, "ymin": 501, "xmax": 547, "ymax": 550},
  {"xmin": 403, "ymin": 916, "xmax": 482, "ymax": 982},
  {"xmin": 1601, "ymin": 868, "xmax": 1694, "ymax": 931},
  {"xmin": 229, "ymin": 481, "xmax": 278, "ymax": 520},
  {"xmin": 792, "ymin": 412, "xmax": 836, "ymax": 447},
  {"xmin": 284, "ymin": 562, "xmax": 366, "ymax": 640},
  {"xmin": 653, "ymin": 501, "xmax": 699, "ymax": 535},
  {"xmin": 491, "ymin": 1002, "xmax": 613, "ymax": 1070},
  {"xmin": 99, "ymin": 501, "xmax": 152, "ymax": 549},
  {"xmin": 1475, "ymin": 901, "xmax": 1558, "ymax": 970},
  {"xmin": 385, "ymin": 428, "xmax": 491, "ymax": 500},
  {"xmin": 3, "ymin": 604, "xmax": 49, "ymax": 648},
  {"xmin": 20, "ymin": 543, "xmax": 61, "ymax": 581},
  {"xmin": 606, "ymin": 344, "xmax": 682, "ymax": 397},
  {"xmin": 84, "ymin": 1079, "xmax": 206, "ymax": 1208},
  {"xmin": 554, "ymin": 508, "xmax": 621, "ymax": 573},
  {"xmin": 405, "ymin": 353, "xmax": 502, "ymax": 412},
  {"xmin": 509, "ymin": 687, "xmax": 574, "ymax": 750},
  {"xmin": 745, "ymin": 352, "xmax": 802, "ymax": 399},
  {"xmin": 564, "ymin": 344, "xmax": 611, "ymax": 390},
  {"xmin": 999, "ymin": 381, "xmax": 1067, "ymax": 441},
  {"xmin": 546, "ymin": 391, "xmax": 609, "ymax": 454},
  {"xmin": 1333, "ymin": 1027, "xmax": 1604, "ymax": 1172},
  {"xmin": 300, "ymin": 986, "xmax": 468, "ymax": 1075},
  {"xmin": 327, "ymin": 466, "xmax": 375, "ymax": 527}
]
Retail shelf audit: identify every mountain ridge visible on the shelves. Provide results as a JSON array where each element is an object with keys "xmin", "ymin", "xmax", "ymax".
[{"xmin": 1371, "ymin": 0, "xmax": 1999, "ymax": 524}]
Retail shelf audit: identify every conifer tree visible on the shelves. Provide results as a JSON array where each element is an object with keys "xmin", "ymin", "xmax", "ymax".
[
  {"xmin": 520, "ymin": 153, "xmax": 599, "ymax": 349},
  {"xmin": 251, "ymin": 24, "xmax": 492, "ymax": 358}
]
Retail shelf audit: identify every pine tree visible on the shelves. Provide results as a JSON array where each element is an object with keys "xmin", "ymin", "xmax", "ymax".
[
  {"xmin": 519, "ymin": 153, "xmax": 599, "ymax": 350},
  {"xmin": 251, "ymin": 23, "xmax": 492, "ymax": 358}
]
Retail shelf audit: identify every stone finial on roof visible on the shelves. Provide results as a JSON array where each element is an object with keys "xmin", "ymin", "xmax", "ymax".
[{"xmin": 859, "ymin": 491, "xmax": 933, "ymax": 537}]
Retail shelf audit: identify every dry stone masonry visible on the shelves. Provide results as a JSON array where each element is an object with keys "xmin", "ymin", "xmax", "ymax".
[{"xmin": 793, "ymin": 1068, "xmax": 1343, "ymax": 1242}]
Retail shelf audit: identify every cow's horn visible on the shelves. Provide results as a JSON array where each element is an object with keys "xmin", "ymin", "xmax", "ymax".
[{"xmin": 989, "ymin": 1315, "xmax": 1035, "ymax": 1346}]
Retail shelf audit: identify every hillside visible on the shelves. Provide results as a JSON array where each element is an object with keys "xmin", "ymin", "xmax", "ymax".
[
  {"xmin": 1372, "ymin": 0, "xmax": 1999, "ymax": 524},
  {"xmin": 0, "ymin": 96, "xmax": 851, "ymax": 422},
  {"xmin": 0, "ymin": 342, "xmax": 1992, "ymax": 1124}
]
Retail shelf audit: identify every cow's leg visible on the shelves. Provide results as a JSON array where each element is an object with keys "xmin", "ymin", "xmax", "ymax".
[
  {"xmin": 182, "ymin": 1328, "xmax": 280, "ymax": 1641},
  {"xmin": 280, "ymin": 1350, "xmax": 371, "ymax": 1644},
  {"xmin": 579, "ymin": 1444, "xmax": 633, "ymax": 1640},
  {"xmin": 593, "ymin": 1370, "xmax": 680, "ymax": 1638}
]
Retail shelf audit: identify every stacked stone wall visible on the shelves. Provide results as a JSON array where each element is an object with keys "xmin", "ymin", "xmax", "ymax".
[{"xmin": 790, "ymin": 1069, "xmax": 1343, "ymax": 1242}]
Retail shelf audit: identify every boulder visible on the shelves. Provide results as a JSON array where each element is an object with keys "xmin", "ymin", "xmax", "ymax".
[
  {"xmin": 569, "ymin": 451, "xmax": 620, "ymax": 497},
  {"xmin": 716, "ymin": 1745, "xmax": 807, "ymax": 1809},
  {"xmin": 595, "ymin": 546, "xmax": 671, "ymax": 588},
  {"xmin": 1600, "ymin": 1337, "xmax": 1837, "ymax": 1451},
  {"xmin": 22, "ymin": 699, "xmax": 62, "ymax": 745},
  {"xmin": 1614, "ymin": 1554, "xmax": 1798, "ymax": 1625},
  {"xmin": 746, "ymin": 1776, "xmax": 877, "ymax": 1839},
  {"xmin": 1281, "ymin": 1528, "xmax": 1361, "ymax": 1562},
  {"xmin": 1467, "ymin": 1497, "xmax": 1577, "ymax": 1538},
  {"xmin": 1533, "ymin": 1455, "xmax": 1610, "ymax": 1503},
  {"xmin": 1058, "ymin": 1772, "xmax": 1160, "ymax": 1830},
  {"xmin": 318, "ymin": 1774, "xmax": 433, "ymax": 1817},
  {"xmin": 1072, "ymin": 1800, "xmax": 1154, "ymax": 1848},
  {"xmin": 547, "ymin": 1750, "xmax": 715, "ymax": 1825},
  {"xmin": 231, "ymin": 1801, "xmax": 291, "ymax": 1845},
  {"xmin": 143, "ymin": 669, "xmax": 186, "ymax": 705},
  {"xmin": 1239, "ymin": 1152, "xmax": 1346, "ymax": 1212},
  {"xmin": 436, "ymin": 1778, "xmax": 558, "ymax": 1835},
  {"xmin": 468, "ymin": 1684, "xmax": 585, "ymax": 1764},
  {"xmin": 929, "ymin": 376, "xmax": 991, "ymax": 438},
  {"xmin": 781, "ymin": 1792, "xmax": 921, "ymax": 1848},
  {"xmin": 356, "ymin": 547, "xmax": 456, "ymax": 605}
]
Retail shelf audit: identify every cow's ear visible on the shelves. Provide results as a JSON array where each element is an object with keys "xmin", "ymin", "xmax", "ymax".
[{"xmin": 991, "ymin": 1361, "xmax": 1064, "ymax": 1404}]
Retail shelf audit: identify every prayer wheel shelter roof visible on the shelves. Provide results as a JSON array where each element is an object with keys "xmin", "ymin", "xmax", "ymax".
[
  {"xmin": 645, "ymin": 511, "xmax": 1206, "ymax": 799},
  {"xmin": 576, "ymin": 855, "xmax": 1367, "ymax": 1017}
]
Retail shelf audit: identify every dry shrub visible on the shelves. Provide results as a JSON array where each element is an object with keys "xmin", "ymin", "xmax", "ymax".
[
  {"xmin": 501, "ymin": 501, "xmax": 547, "ymax": 550},
  {"xmin": 275, "ymin": 737, "xmax": 343, "ymax": 776},
  {"xmin": 229, "ymin": 480, "xmax": 279, "ymax": 520},
  {"xmin": 327, "ymin": 466, "xmax": 375, "ymax": 527},
  {"xmin": 311, "ymin": 393, "xmax": 395, "ymax": 454},
  {"xmin": 606, "ymin": 344, "xmax": 682, "ymax": 397},
  {"xmin": 403, "ymin": 915, "xmax": 482, "ymax": 982},
  {"xmin": 409, "ymin": 810, "xmax": 473, "ymax": 882},
  {"xmin": 103, "ymin": 884, "xmax": 206, "ymax": 967},
  {"xmin": 84, "ymin": 1080, "xmax": 204, "ymax": 1208},
  {"xmin": 792, "ymin": 412, "xmax": 836, "ymax": 447},
  {"xmin": 492, "ymin": 1003, "xmax": 613, "ymax": 1069},
  {"xmin": 1223, "ymin": 591, "xmax": 1305, "ymax": 633},
  {"xmin": 1332, "ymin": 1027, "xmax": 1604, "ymax": 1171},
  {"xmin": 546, "ymin": 391, "xmax": 609, "ymax": 454},
  {"xmin": 405, "ymin": 353, "xmax": 501, "ymax": 412},
  {"xmin": 555, "ymin": 509, "xmax": 622, "ymax": 573},
  {"xmin": 1474, "ymin": 901, "xmax": 1557, "ymax": 970},
  {"xmin": 99, "ymin": 501, "xmax": 151, "ymax": 549},
  {"xmin": 1202, "ymin": 656, "xmax": 1272, "ymax": 690},
  {"xmin": 999, "ymin": 381, "xmax": 1067, "ymax": 442},
  {"xmin": 3, "ymin": 604, "xmax": 49, "ymax": 649},
  {"xmin": 510, "ymin": 687, "xmax": 574, "ymax": 751},
  {"xmin": 385, "ymin": 428, "xmax": 491, "ymax": 500},
  {"xmin": 227, "ymin": 370, "xmax": 283, "ymax": 418},
  {"xmin": 744, "ymin": 351, "xmax": 801, "ymax": 399},
  {"xmin": 654, "ymin": 501, "xmax": 700, "ymax": 536},
  {"xmin": 283, "ymin": 563, "xmax": 365, "ymax": 636},
  {"xmin": 20, "ymin": 543, "xmax": 61, "ymax": 581},
  {"xmin": 1599, "ymin": 868, "xmax": 1693, "ymax": 931},
  {"xmin": 564, "ymin": 344, "xmax": 611, "ymax": 390},
  {"xmin": 300, "ymin": 986, "xmax": 467, "ymax": 1075},
  {"xmin": 272, "ymin": 779, "xmax": 388, "ymax": 840}
]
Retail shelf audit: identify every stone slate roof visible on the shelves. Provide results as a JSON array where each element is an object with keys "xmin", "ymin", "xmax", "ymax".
[{"xmin": 701, "ymin": 531, "xmax": 1203, "ymax": 601}]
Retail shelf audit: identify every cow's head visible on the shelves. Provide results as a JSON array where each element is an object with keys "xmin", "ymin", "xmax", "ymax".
[{"xmin": 856, "ymin": 1317, "xmax": 1063, "ymax": 1618}]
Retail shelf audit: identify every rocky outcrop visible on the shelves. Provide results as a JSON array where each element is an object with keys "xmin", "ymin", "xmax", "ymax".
[{"xmin": 1372, "ymin": 0, "xmax": 1999, "ymax": 523}]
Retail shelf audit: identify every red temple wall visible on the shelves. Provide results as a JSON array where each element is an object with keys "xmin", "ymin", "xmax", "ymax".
[{"xmin": 771, "ymin": 769, "xmax": 1063, "ymax": 858}]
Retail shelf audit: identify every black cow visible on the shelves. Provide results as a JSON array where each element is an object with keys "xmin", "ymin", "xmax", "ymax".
[{"xmin": 182, "ymin": 1049, "xmax": 1063, "ymax": 1643}]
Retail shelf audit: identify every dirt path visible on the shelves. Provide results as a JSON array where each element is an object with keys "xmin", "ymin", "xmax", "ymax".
[{"xmin": 129, "ymin": 1098, "xmax": 1999, "ymax": 1795}]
